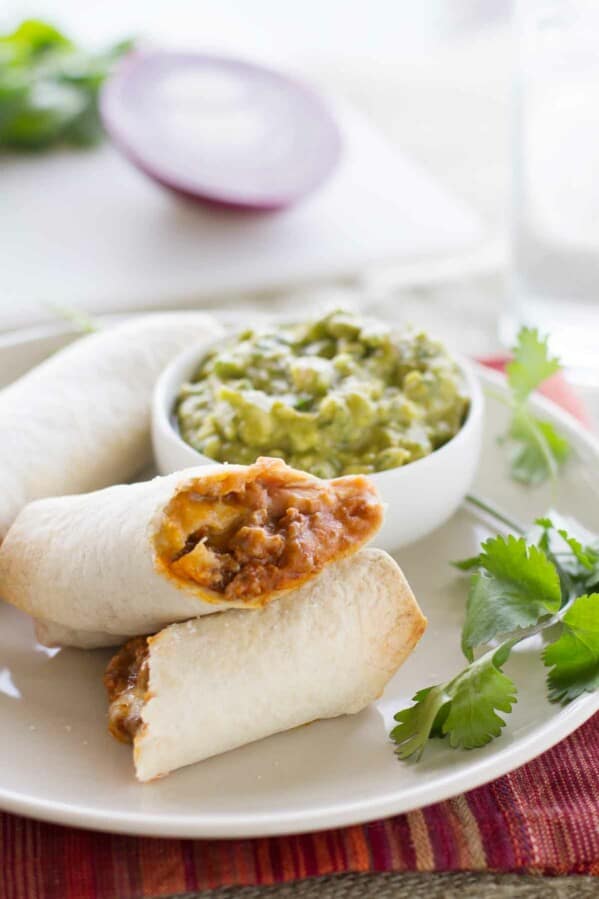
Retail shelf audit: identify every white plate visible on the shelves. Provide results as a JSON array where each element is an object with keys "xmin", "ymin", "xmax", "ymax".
[{"xmin": 0, "ymin": 322, "xmax": 598, "ymax": 838}]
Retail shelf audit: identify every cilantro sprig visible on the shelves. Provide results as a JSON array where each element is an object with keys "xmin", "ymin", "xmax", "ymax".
[
  {"xmin": 502, "ymin": 328, "xmax": 570, "ymax": 485},
  {"xmin": 390, "ymin": 514, "xmax": 599, "ymax": 760}
]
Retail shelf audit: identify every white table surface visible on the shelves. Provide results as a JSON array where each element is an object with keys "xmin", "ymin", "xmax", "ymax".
[{"xmin": 0, "ymin": 1, "xmax": 506, "ymax": 330}]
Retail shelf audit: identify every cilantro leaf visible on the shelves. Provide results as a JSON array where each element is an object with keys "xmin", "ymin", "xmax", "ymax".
[
  {"xmin": 442, "ymin": 649, "xmax": 517, "ymax": 749},
  {"xmin": 509, "ymin": 409, "xmax": 570, "ymax": 486},
  {"xmin": 390, "ymin": 645, "xmax": 517, "ymax": 759},
  {"xmin": 557, "ymin": 530, "xmax": 598, "ymax": 572},
  {"xmin": 506, "ymin": 328, "xmax": 560, "ymax": 403},
  {"xmin": 390, "ymin": 686, "xmax": 447, "ymax": 760},
  {"xmin": 452, "ymin": 556, "xmax": 482, "ymax": 572},
  {"xmin": 543, "ymin": 594, "xmax": 599, "ymax": 703},
  {"xmin": 530, "ymin": 515, "xmax": 599, "ymax": 598},
  {"xmin": 462, "ymin": 535, "xmax": 562, "ymax": 659},
  {"xmin": 500, "ymin": 328, "xmax": 569, "ymax": 487}
]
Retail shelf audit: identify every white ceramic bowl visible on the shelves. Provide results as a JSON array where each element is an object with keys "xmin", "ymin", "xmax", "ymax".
[{"xmin": 152, "ymin": 339, "xmax": 484, "ymax": 552}]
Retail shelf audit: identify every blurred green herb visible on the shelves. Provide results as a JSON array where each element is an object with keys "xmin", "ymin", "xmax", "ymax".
[
  {"xmin": 503, "ymin": 328, "xmax": 570, "ymax": 485},
  {"xmin": 47, "ymin": 302, "xmax": 98, "ymax": 334},
  {"xmin": 0, "ymin": 19, "xmax": 132, "ymax": 150}
]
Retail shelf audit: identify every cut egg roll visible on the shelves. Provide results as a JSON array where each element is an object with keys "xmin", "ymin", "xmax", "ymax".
[
  {"xmin": 0, "ymin": 458, "xmax": 383, "ymax": 648},
  {"xmin": 0, "ymin": 312, "xmax": 223, "ymax": 540},
  {"xmin": 105, "ymin": 548, "xmax": 426, "ymax": 782}
]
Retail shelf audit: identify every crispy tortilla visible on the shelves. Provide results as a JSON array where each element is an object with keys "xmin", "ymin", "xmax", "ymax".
[{"xmin": 105, "ymin": 548, "xmax": 426, "ymax": 782}]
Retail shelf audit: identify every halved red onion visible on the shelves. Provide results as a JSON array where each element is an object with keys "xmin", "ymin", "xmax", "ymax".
[{"xmin": 100, "ymin": 51, "xmax": 343, "ymax": 211}]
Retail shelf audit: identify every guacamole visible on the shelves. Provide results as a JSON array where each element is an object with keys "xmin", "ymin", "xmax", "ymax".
[{"xmin": 176, "ymin": 311, "xmax": 469, "ymax": 479}]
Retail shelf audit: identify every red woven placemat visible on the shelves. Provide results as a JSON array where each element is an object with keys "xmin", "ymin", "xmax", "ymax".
[{"xmin": 1, "ymin": 366, "xmax": 598, "ymax": 899}]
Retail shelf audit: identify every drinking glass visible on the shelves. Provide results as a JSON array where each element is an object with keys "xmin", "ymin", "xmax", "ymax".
[{"xmin": 507, "ymin": 0, "xmax": 599, "ymax": 382}]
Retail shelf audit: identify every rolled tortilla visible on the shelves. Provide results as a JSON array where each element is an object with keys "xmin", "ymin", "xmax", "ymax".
[
  {"xmin": 104, "ymin": 548, "xmax": 426, "ymax": 782},
  {"xmin": 0, "ymin": 312, "xmax": 223, "ymax": 540},
  {"xmin": 0, "ymin": 458, "xmax": 383, "ymax": 647}
]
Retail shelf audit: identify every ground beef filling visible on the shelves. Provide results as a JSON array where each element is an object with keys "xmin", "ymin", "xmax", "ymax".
[
  {"xmin": 157, "ymin": 459, "xmax": 382, "ymax": 601},
  {"xmin": 104, "ymin": 636, "xmax": 149, "ymax": 743}
]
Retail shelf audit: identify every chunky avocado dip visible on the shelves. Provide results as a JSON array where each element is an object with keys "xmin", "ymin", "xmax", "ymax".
[{"xmin": 176, "ymin": 312, "xmax": 469, "ymax": 479}]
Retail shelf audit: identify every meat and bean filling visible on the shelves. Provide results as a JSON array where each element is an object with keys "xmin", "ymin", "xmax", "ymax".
[
  {"xmin": 104, "ymin": 636, "xmax": 149, "ymax": 743},
  {"xmin": 155, "ymin": 457, "xmax": 382, "ymax": 602}
]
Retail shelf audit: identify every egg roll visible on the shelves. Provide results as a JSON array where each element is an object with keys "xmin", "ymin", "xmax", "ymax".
[
  {"xmin": 0, "ymin": 458, "xmax": 383, "ymax": 647},
  {"xmin": 0, "ymin": 312, "xmax": 224, "ymax": 540},
  {"xmin": 105, "ymin": 548, "xmax": 426, "ymax": 781}
]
